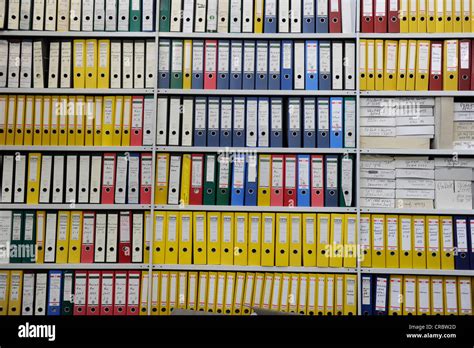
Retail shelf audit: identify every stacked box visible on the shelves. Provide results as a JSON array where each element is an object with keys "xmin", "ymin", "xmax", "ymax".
[
  {"xmin": 453, "ymin": 102, "xmax": 474, "ymax": 150},
  {"xmin": 360, "ymin": 98, "xmax": 435, "ymax": 149}
]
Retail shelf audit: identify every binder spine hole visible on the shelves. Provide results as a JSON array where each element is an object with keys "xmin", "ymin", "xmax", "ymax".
[
  {"xmin": 447, "ymin": 16, "xmax": 451, "ymax": 21},
  {"xmin": 456, "ymin": 17, "xmax": 460, "ymax": 21},
  {"xmin": 438, "ymin": 17, "xmax": 442, "ymax": 21},
  {"xmin": 465, "ymin": 16, "xmax": 469, "ymax": 20},
  {"xmin": 376, "ymin": 251, "xmax": 381, "ymax": 256}
]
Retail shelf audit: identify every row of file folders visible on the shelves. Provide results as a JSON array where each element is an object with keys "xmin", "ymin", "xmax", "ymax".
[
  {"xmin": 158, "ymin": 40, "xmax": 356, "ymax": 91},
  {"xmin": 156, "ymin": 96, "xmax": 356, "ymax": 148},
  {"xmin": 0, "ymin": 270, "xmax": 359, "ymax": 316},
  {"xmin": 362, "ymin": 274, "xmax": 472, "ymax": 315},
  {"xmin": 0, "ymin": 153, "xmax": 155, "ymax": 205},
  {"xmin": 1, "ymin": 0, "xmax": 155, "ymax": 31},
  {"xmin": 361, "ymin": 0, "xmax": 474, "ymax": 33},
  {"xmin": 0, "ymin": 211, "xmax": 359, "ymax": 267},
  {"xmin": 359, "ymin": 215, "xmax": 474, "ymax": 270},
  {"xmin": 0, "ymin": 39, "xmax": 156, "ymax": 89},
  {"xmin": 360, "ymin": 39, "xmax": 474, "ymax": 91},
  {"xmin": 0, "ymin": 152, "xmax": 355, "ymax": 207},
  {"xmin": 0, "ymin": 95, "xmax": 356, "ymax": 148},
  {"xmin": 158, "ymin": 0, "xmax": 357, "ymax": 33},
  {"xmin": 0, "ymin": 95, "xmax": 156, "ymax": 146},
  {"xmin": 158, "ymin": 153, "xmax": 354, "ymax": 207}
]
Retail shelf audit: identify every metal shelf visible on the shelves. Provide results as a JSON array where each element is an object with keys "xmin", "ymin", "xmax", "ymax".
[
  {"xmin": 0, "ymin": 146, "xmax": 153, "ymax": 152},
  {"xmin": 0, "ymin": 88, "xmax": 154, "ymax": 95},
  {"xmin": 360, "ymin": 149, "xmax": 474, "ymax": 156},
  {"xmin": 158, "ymin": 89, "xmax": 357, "ymax": 96},
  {"xmin": 158, "ymin": 146, "xmax": 357, "ymax": 154},
  {"xmin": 362, "ymin": 268, "xmax": 474, "ymax": 276},
  {"xmin": 159, "ymin": 32, "xmax": 357, "ymax": 39},
  {"xmin": 361, "ymin": 90, "xmax": 474, "ymax": 97},
  {"xmin": 153, "ymin": 264, "xmax": 357, "ymax": 273},
  {"xmin": 360, "ymin": 208, "xmax": 474, "ymax": 215},
  {"xmin": 0, "ymin": 263, "xmax": 148, "ymax": 270},
  {"xmin": 1, "ymin": 204, "xmax": 151, "ymax": 210},
  {"xmin": 155, "ymin": 205, "xmax": 357, "ymax": 213},
  {"xmin": 0, "ymin": 30, "xmax": 156, "ymax": 38},
  {"xmin": 359, "ymin": 33, "xmax": 474, "ymax": 39}
]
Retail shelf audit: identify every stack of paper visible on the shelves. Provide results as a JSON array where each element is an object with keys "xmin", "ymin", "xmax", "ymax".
[
  {"xmin": 360, "ymin": 156, "xmax": 396, "ymax": 208},
  {"xmin": 434, "ymin": 158, "xmax": 474, "ymax": 210},
  {"xmin": 453, "ymin": 102, "xmax": 474, "ymax": 150},
  {"xmin": 395, "ymin": 157, "xmax": 435, "ymax": 209},
  {"xmin": 360, "ymin": 98, "xmax": 435, "ymax": 149}
]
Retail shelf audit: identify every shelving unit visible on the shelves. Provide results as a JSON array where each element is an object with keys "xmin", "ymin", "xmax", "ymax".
[
  {"xmin": 0, "ymin": 30, "xmax": 157, "ymax": 38},
  {"xmin": 1, "ymin": 0, "xmax": 473, "ymax": 317},
  {"xmin": 158, "ymin": 89, "xmax": 357, "ymax": 96},
  {"xmin": 3, "ymin": 88, "xmax": 154, "ymax": 95},
  {"xmin": 2, "ymin": 204, "xmax": 152, "ymax": 210},
  {"xmin": 160, "ymin": 32, "xmax": 358, "ymax": 39},
  {"xmin": 359, "ymin": 33, "xmax": 474, "ymax": 39},
  {"xmin": 0, "ymin": 146, "xmax": 154, "ymax": 152}
]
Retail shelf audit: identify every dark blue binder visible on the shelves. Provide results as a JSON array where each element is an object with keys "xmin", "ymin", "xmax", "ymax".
[
  {"xmin": 191, "ymin": 40, "xmax": 204, "ymax": 89},
  {"xmin": 47, "ymin": 270, "xmax": 63, "ymax": 316},
  {"xmin": 281, "ymin": 40, "xmax": 293, "ymax": 90},
  {"xmin": 207, "ymin": 97, "xmax": 220, "ymax": 146},
  {"xmin": 318, "ymin": 41, "xmax": 331, "ymax": 90},
  {"xmin": 230, "ymin": 40, "xmax": 243, "ymax": 89},
  {"xmin": 268, "ymin": 41, "xmax": 281, "ymax": 90},
  {"xmin": 316, "ymin": 0, "xmax": 329, "ymax": 32},
  {"xmin": 361, "ymin": 274, "xmax": 373, "ymax": 315},
  {"xmin": 264, "ymin": 5, "xmax": 277, "ymax": 32},
  {"xmin": 232, "ymin": 97, "xmax": 246, "ymax": 147},
  {"xmin": 256, "ymin": 41, "xmax": 269, "ymax": 90},
  {"xmin": 193, "ymin": 97, "xmax": 207, "ymax": 146},
  {"xmin": 270, "ymin": 98, "xmax": 283, "ymax": 147},
  {"xmin": 220, "ymin": 97, "xmax": 233, "ymax": 147},
  {"xmin": 303, "ymin": 98, "xmax": 316, "ymax": 147},
  {"xmin": 243, "ymin": 40, "xmax": 256, "ymax": 90},
  {"xmin": 287, "ymin": 98, "xmax": 302, "ymax": 147},
  {"xmin": 217, "ymin": 40, "xmax": 230, "ymax": 89},
  {"xmin": 454, "ymin": 216, "xmax": 471, "ymax": 270},
  {"xmin": 303, "ymin": 0, "xmax": 316, "ymax": 33},
  {"xmin": 317, "ymin": 97, "xmax": 330, "ymax": 148},
  {"xmin": 324, "ymin": 155, "xmax": 339, "ymax": 207},
  {"xmin": 231, "ymin": 154, "xmax": 246, "ymax": 206}
]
